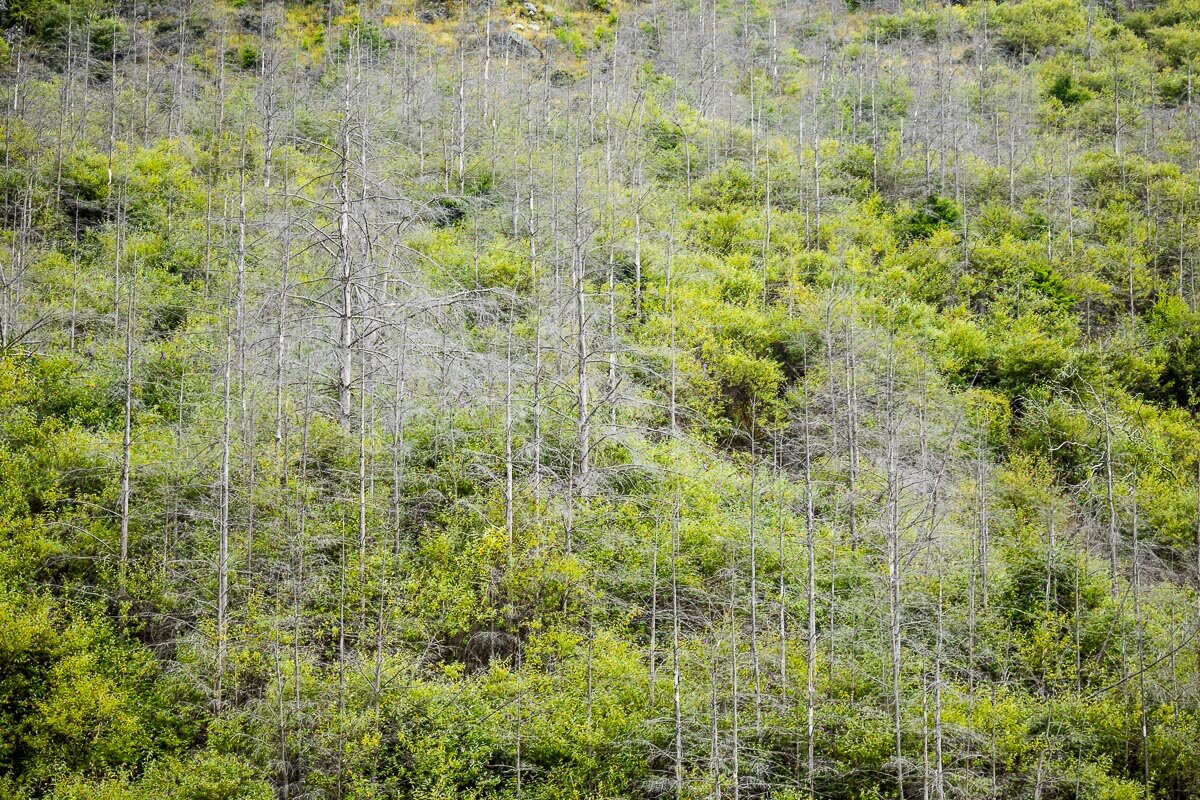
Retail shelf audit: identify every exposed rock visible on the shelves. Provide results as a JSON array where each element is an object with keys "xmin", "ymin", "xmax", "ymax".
[
  {"xmin": 415, "ymin": 2, "xmax": 450, "ymax": 23},
  {"xmin": 505, "ymin": 30, "xmax": 542, "ymax": 58}
]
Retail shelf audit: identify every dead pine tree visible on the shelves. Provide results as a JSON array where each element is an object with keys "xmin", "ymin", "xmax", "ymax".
[
  {"xmin": 883, "ymin": 320, "xmax": 905, "ymax": 800},
  {"xmin": 671, "ymin": 481, "xmax": 685, "ymax": 800},
  {"xmin": 116, "ymin": 188, "xmax": 134, "ymax": 590},
  {"xmin": 335, "ymin": 32, "xmax": 359, "ymax": 431}
]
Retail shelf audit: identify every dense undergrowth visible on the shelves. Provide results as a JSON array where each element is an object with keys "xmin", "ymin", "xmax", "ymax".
[{"xmin": 3, "ymin": 0, "xmax": 1200, "ymax": 798}]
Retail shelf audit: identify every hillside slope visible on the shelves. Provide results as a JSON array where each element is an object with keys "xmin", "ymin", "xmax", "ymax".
[{"xmin": 3, "ymin": 0, "xmax": 1200, "ymax": 798}]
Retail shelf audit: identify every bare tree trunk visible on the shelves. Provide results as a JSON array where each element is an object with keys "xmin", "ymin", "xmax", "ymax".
[
  {"xmin": 845, "ymin": 279, "xmax": 860, "ymax": 547},
  {"xmin": 573, "ymin": 127, "xmax": 590, "ymax": 479},
  {"xmin": 748, "ymin": 427, "xmax": 763, "ymax": 733},
  {"xmin": 118, "ymin": 207, "xmax": 135, "ymax": 588},
  {"xmin": 672, "ymin": 484, "xmax": 684, "ymax": 800},
  {"xmin": 336, "ymin": 39, "xmax": 356, "ymax": 430},
  {"xmin": 1101, "ymin": 395, "xmax": 1119, "ymax": 596},
  {"xmin": 885, "ymin": 327, "xmax": 904, "ymax": 800},
  {"xmin": 802, "ymin": 375, "xmax": 818, "ymax": 799},
  {"xmin": 216, "ymin": 270, "xmax": 234, "ymax": 715},
  {"xmin": 976, "ymin": 425, "xmax": 989, "ymax": 608},
  {"xmin": 504, "ymin": 321, "xmax": 515, "ymax": 555},
  {"xmin": 651, "ymin": 514, "xmax": 659, "ymax": 707}
]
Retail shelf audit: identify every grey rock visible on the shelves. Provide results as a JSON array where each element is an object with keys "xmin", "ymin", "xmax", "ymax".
[{"xmin": 505, "ymin": 30, "xmax": 543, "ymax": 59}]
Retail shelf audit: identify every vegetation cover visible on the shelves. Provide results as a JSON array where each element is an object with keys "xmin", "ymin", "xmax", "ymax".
[{"xmin": 2, "ymin": 0, "xmax": 1200, "ymax": 798}]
